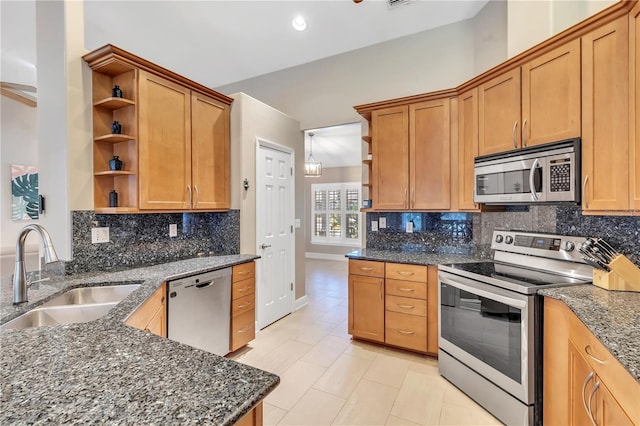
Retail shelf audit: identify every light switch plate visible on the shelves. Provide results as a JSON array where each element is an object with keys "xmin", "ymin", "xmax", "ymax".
[
  {"xmin": 295, "ymin": 219, "xmax": 301, "ymax": 228},
  {"xmin": 91, "ymin": 227, "xmax": 110, "ymax": 244},
  {"xmin": 169, "ymin": 224, "xmax": 178, "ymax": 237},
  {"xmin": 379, "ymin": 217, "xmax": 386, "ymax": 229},
  {"xmin": 371, "ymin": 221, "xmax": 379, "ymax": 232}
]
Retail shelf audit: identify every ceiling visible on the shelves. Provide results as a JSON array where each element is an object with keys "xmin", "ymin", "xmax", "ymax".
[{"xmin": 3, "ymin": 0, "xmax": 490, "ymax": 168}]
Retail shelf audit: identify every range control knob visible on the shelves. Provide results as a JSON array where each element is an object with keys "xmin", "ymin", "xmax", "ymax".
[
  {"xmin": 563, "ymin": 241, "xmax": 576, "ymax": 252},
  {"xmin": 495, "ymin": 234, "xmax": 504, "ymax": 243},
  {"xmin": 505, "ymin": 235, "xmax": 514, "ymax": 244}
]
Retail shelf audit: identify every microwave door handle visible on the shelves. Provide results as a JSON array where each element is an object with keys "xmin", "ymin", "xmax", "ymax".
[{"xmin": 529, "ymin": 158, "xmax": 540, "ymax": 201}]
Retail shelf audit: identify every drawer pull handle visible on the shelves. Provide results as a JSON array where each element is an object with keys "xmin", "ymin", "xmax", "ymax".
[
  {"xmin": 359, "ymin": 267, "xmax": 374, "ymax": 271},
  {"xmin": 397, "ymin": 271, "xmax": 415, "ymax": 276},
  {"xmin": 237, "ymin": 325, "xmax": 252, "ymax": 333},
  {"xmin": 237, "ymin": 302, "xmax": 252, "ymax": 309},
  {"xmin": 237, "ymin": 270, "xmax": 249, "ymax": 275},
  {"xmin": 396, "ymin": 329, "xmax": 415, "ymax": 335},
  {"xmin": 397, "ymin": 304, "xmax": 415, "ymax": 310},
  {"xmin": 397, "ymin": 287, "xmax": 415, "ymax": 292},
  {"xmin": 237, "ymin": 286, "xmax": 251, "ymax": 292},
  {"xmin": 585, "ymin": 345, "xmax": 605, "ymax": 364}
]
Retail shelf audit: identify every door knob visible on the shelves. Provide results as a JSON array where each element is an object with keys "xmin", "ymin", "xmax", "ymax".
[{"xmin": 260, "ymin": 243, "xmax": 271, "ymax": 249}]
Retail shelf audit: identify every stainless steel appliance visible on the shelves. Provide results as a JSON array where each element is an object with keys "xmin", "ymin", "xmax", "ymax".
[
  {"xmin": 474, "ymin": 138, "xmax": 580, "ymax": 205},
  {"xmin": 167, "ymin": 268, "xmax": 231, "ymax": 356},
  {"xmin": 438, "ymin": 230, "xmax": 593, "ymax": 425}
]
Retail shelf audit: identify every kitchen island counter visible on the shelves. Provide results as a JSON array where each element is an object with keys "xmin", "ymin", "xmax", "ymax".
[
  {"xmin": 0, "ymin": 255, "xmax": 278, "ymax": 425},
  {"xmin": 540, "ymin": 285, "xmax": 640, "ymax": 383}
]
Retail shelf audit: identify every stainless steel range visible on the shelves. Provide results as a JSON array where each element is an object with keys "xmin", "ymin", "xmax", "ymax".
[{"xmin": 438, "ymin": 230, "xmax": 593, "ymax": 426}]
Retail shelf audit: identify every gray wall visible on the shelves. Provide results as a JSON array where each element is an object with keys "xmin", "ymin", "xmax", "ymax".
[{"xmin": 304, "ymin": 166, "xmax": 362, "ymax": 257}]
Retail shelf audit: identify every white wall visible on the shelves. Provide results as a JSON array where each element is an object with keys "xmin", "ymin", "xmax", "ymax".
[
  {"xmin": 217, "ymin": 19, "xmax": 477, "ymax": 131},
  {"xmin": 474, "ymin": 0, "xmax": 508, "ymax": 75},
  {"xmin": 229, "ymin": 93, "xmax": 306, "ymax": 299},
  {"xmin": 507, "ymin": 0, "xmax": 617, "ymax": 58}
]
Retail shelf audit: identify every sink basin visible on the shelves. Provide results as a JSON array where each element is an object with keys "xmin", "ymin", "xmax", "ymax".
[
  {"xmin": 41, "ymin": 284, "xmax": 140, "ymax": 307},
  {"xmin": 0, "ymin": 284, "xmax": 141, "ymax": 331},
  {"xmin": 0, "ymin": 303, "xmax": 117, "ymax": 330}
]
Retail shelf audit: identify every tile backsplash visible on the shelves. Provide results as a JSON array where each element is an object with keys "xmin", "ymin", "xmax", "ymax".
[
  {"xmin": 63, "ymin": 210, "xmax": 240, "ymax": 274},
  {"xmin": 366, "ymin": 206, "xmax": 640, "ymax": 265}
]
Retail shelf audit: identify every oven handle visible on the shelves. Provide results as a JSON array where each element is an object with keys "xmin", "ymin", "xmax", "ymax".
[{"xmin": 439, "ymin": 274, "xmax": 528, "ymax": 309}]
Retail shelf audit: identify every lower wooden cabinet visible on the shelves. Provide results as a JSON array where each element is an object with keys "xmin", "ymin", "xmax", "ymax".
[
  {"xmin": 230, "ymin": 262, "xmax": 256, "ymax": 352},
  {"xmin": 348, "ymin": 259, "xmax": 438, "ymax": 355},
  {"xmin": 125, "ymin": 283, "xmax": 167, "ymax": 337},
  {"xmin": 235, "ymin": 402, "xmax": 263, "ymax": 426},
  {"xmin": 543, "ymin": 297, "xmax": 639, "ymax": 425}
]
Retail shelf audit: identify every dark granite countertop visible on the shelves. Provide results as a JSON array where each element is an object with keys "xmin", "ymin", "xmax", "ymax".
[
  {"xmin": 539, "ymin": 285, "xmax": 640, "ymax": 383},
  {"xmin": 345, "ymin": 248, "xmax": 485, "ymax": 266},
  {"xmin": 0, "ymin": 255, "xmax": 279, "ymax": 425}
]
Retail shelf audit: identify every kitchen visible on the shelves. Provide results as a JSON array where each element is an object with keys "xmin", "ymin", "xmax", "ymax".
[{"xmin": 2, "ymin": 0, "xmax": 640, "ymax": 425}]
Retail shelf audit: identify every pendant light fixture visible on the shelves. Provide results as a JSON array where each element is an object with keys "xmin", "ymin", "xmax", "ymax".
[{"xmin": 304, "ymin": 132, "xmax": 322, "ymax": 177}]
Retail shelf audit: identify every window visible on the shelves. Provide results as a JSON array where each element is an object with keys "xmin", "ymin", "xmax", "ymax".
[{"xmin": 311, "ymin": 182, "xmax": 361, "ymax": 246}]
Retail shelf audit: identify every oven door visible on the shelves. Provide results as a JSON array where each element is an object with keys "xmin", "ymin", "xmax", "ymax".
[{"xmin": 438, "ymin": 271, "xmax": 535, "ymax": 404}]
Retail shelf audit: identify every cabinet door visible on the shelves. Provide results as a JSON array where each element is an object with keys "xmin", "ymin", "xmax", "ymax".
[
  {"xmin": 457, "ymin": 88, "xmax": 480, "ymax": 211},
  {"xmin": 596, "ymin": 380, "xmax": 634, "ymax": 426},
  {"xmin": 631, "ymin": 2, "xmax": 640, "ymax": 211},
  {"xmin": 139, "ymin": 71, "xmax": 192, "ymax": 210},
  {"xmin": 191, "ymin": 91, "xmax": 230, "ymax": 210},
  {"xmin": 348, "ymin": 274, "xmax": 384, "ymax": 343},
  {"xmin": 410, "ymin": 99, "xmax": 451, "ymax": 210},
  {"xmin": 147, "ymin": 302, "xmax": 167, "ymax": 337},
  {"xmin": 522, "ymin": 39, "xmax": 581, "ymax": 147},
  {"xmin": 582, "ymin": 17, "xmax": 630, "ymax": 212},
  {"xmin": 372, "ymin": 106, "xmax": 409, "ymax": 209},
  {"xmin": 568, "ymin": 341, "xmax": 596, "ymax": 426},
  {"xmin": 426, "ymin": 266, "xmax": 438, "ymax": 355},
  {"xmin": 478, "ymin": 68, "xmax": 522, "ymax": 155}
]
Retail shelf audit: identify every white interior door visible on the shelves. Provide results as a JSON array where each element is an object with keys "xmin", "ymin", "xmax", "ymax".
[{"xmin": 256, "ymin": 140, "xmax": 294, "ymax": 329}]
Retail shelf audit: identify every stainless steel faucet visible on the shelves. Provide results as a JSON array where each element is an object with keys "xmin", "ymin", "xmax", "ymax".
[{"xmin": 13, "ymin": 224, "xmax": 59, "ymax": 304}]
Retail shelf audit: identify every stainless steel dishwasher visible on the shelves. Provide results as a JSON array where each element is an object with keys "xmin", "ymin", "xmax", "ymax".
[{"xmin": 167, "ymin": 268, "xmax": 231, "ymax": 356}]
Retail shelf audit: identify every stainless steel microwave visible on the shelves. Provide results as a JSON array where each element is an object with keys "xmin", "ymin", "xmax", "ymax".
[{"xmin": 473, "ymin": 138, "xmax": 581, "ymax": 205}]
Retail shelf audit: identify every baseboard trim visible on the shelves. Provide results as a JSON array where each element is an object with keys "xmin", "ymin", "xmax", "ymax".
[
  {"xmin": 294, "ymin": 295, "xmax": 309, "ymax": 311},
  {"xmin": 305, "ymin": 252, "xmax": 349, "ymax": 261}
]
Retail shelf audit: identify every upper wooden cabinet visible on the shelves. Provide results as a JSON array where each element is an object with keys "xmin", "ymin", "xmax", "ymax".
[
  {"xmin": 631, "ymin": 1, "xmax": 640, "ymax": 211},
  {"xmin": 368, "ymin": 97, "xmax": 452, "ymax": 211},
  {"xmin": 372, "ymin": 106, "xmax": 409, "ymax": 210},
  {"xmin": 84, "ymin": 45, "xmax": 233, "ymax": 213},
  {"xmin": 581, "ymin": 16, "xmax": 630, "ymax": 213},
  {"xmin": 479, "ymin": 39, "xmax": 581, "ymax": 156},
  {"xmin": 457, "ymin": 88, "xmax": 480, "ymax": 212}
]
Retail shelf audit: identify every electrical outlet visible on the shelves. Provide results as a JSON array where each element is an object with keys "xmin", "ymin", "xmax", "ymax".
[
  {"xmin": 91, "ymin": 227, "xmax": 110, "ymax": 244},
  {"xmin": 406, "ymin": 220, "xmax": 414, "ymax": 233},
  {"xmin": 379, "ymin": 217, "xmax": 386, "ymax": 229},
  {"xmin": 371, "ymin": 220, "xmax": 379, "ymax": 232},
  {"xmin": 169, "ymin": 224, "xmax": 178, "ymax": 237}
]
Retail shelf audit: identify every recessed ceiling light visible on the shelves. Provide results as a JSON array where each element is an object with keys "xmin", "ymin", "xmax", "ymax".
[{"xmin": 292, "ymin": 15, "xmax": 307, "ymax": 31}]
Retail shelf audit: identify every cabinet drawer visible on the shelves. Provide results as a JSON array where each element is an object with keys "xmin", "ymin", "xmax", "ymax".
[
  {"xmin": 231, "ymin": 309, "xmax": 255, "ymax": 351},
  {"xmin": 569, "ymin": 313, "xmax": 640, "ymax": 422},
  {"xmin": 386, "ymin": 295, "xmax": 427, "ymax": 316},
  {"xmin": 386, "ymin": 278, "xmax": 427, "ymax": 299},
  {"xmin": 385, "ymin": 311, "xmax": 427, "ymax": 352},
  {"xmin": 232, "ymin": 278, "xmax": 255, "ymax": 300},
  {"xmin": 385, "ymin": 263, "xmax": 427, "ymax": 282},
  {"xmin": 233, "ymin": 262, "xmax": 255, "ymax": 282},
  {"xmin": 349, "ymin": 259, "xmax": 384, "ymax": 278},
  {"xmin": 232, "ymin": 293, "xmax": 254, "ymax": 317}
]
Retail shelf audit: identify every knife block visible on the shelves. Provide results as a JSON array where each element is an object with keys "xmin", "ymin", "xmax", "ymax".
[{"xmin": 592, "ymin": 255, "xmax": 640, "ymax": 292}]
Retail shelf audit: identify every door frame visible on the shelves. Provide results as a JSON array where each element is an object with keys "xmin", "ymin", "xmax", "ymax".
[{"xmin": 255, "ymin": 138, "xmax": 296, "ymax": 329}]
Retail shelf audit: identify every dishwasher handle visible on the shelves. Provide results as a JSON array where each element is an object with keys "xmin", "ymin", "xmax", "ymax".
[{"xmin": 195, "ymin": 280, "xmax": 214, "ymax": 289}]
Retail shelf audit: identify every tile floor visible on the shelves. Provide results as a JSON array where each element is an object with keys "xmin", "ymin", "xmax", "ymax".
[{"xmin": 230, "ymin": 259, "xmax": 502, "ymax": 426}]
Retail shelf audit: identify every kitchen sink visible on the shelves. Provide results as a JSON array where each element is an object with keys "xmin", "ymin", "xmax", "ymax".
[
  {"xmin": 40, "ymin": 284, "xmax": 140, "ymax": 307},
  {"xmin": 1, "ymin": 284, "xmax": 141, "ymax": 331},
  {"xmin": 0, "ymin": 303, "xmax": 117, "ymax": 330}
]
